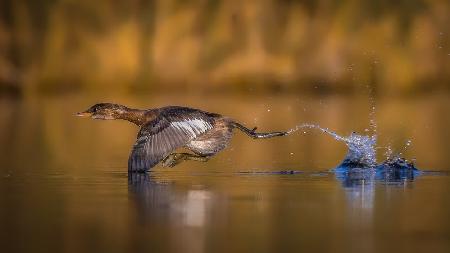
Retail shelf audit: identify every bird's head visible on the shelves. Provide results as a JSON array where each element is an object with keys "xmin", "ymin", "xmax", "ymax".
[{"xmin": 77, "ymin": 103, "xmax": 128, "ymax": 120}]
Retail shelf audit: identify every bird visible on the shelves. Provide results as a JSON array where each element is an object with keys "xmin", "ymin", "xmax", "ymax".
[{"xmin": 77, "ymin": 103, "xmax": 288, "ymax": 172}]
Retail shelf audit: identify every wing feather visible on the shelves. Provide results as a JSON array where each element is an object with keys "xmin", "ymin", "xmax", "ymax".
[{"xmin": 128, "ymin": 112, "xmax": 215, "ymax": 172}]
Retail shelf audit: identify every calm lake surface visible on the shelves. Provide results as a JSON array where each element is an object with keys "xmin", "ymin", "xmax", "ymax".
[{"xmin": 1, "ymin": 93, "xmax": 450, "ymax": 253}]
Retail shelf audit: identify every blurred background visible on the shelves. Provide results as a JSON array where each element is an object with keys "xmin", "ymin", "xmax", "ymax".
[{"xmin": 0, "ymin": 0, "xmax": 449, "ymax": 95}]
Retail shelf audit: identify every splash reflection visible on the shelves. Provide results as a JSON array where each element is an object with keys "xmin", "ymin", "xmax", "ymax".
[
  {"xmin": 334, "ymin": 156, "xmax": 420, "ymax": 232},
  {"xmin": 335, "ymin": 156, "xmax": 420, "ymax": 188}
]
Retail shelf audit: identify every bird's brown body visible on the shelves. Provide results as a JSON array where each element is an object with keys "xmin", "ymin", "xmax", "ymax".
[
  {"xmin": 77, "ymin": 103, "xmax": 287, "ymax": 172},
  {"xmin": 186, "ymin": 118, "xmax": 233, "ymax": 156}
]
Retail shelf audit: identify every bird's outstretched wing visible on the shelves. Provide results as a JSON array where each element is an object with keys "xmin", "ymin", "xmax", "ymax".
[{"xmin": 128, "ymin": 112, "xmax": 214, "ymax": 172}]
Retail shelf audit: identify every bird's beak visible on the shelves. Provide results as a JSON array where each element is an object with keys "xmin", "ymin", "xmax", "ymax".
[{"xmin": 76, "ymin": 111, "xmax": 92, "ymax": 117}]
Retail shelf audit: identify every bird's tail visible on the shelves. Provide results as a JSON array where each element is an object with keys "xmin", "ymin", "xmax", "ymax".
[{"xmin": 232, "ymin": 121, "xmax": 288, "ymax": 139}]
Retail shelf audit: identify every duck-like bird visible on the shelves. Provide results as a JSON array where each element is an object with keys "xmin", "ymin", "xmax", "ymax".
[{"xmin": 77, "ymin": 103, "xmax": 287, "ymax": 172}]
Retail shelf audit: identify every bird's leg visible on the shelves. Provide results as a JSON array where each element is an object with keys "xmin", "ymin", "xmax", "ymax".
[
  {"xmin": 161, "ymin": 153, "xmax": 210, "ymax": 168},
  {"xmin": 161, "ymin": 153, "xmax": 183, "ymax": 168}
]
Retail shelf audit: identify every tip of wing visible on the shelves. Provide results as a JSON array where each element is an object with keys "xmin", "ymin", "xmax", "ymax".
[{"xmin": 128, "ymin": 155, "xmax": 156, "ymax": 173}]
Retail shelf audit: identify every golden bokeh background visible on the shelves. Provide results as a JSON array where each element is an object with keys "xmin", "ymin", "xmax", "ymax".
[{"xmin": 0, "ymin": 0, "xmax": 449, "ymax": 95}]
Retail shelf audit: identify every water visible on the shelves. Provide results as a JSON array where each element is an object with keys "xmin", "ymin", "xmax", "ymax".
[
  {"xmin": 285, "ymin": 113, "xmax": 435, "ymax": 194},
  {"xmin": 257, "ymin": 122, "xmax": 424, "ymax": 188},
  {"xmin": 1, "ymin": 93, "xmax": 450, "ymax": 253},
  {"xmin": 288, "ymin": 124, "xmax": 377, "ymax": 167}
]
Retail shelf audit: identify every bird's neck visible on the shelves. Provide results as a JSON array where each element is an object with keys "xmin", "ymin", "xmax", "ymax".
[{"xmin": 118, "ymin": 108, "xmax": 151, "ymax": 126}]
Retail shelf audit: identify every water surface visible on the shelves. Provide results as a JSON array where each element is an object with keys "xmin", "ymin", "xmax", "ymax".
[{"xmin": 1, "ymin": 93, "xmax": 449, "ymax": 253}]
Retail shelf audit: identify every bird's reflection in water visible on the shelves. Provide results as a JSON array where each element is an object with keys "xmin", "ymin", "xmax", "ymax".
[
  {"xmin": 128, "ymin": 172, "xmax": 214, "ymax": 253},
  {"xmin": 128, "ymin": 173, "xmax": 214, "ymax": 226},
  {"xmin": 128, "ymin": 173, "xmax": 173, "ymax": 223}
]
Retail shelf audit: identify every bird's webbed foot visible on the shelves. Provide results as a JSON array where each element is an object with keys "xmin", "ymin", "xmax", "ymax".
[{"xmin": 161, "ymin": 153, "xmax": 210, "ymax": 168}]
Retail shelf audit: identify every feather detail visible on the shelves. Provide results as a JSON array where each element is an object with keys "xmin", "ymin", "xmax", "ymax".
[{"xmin": 128, "ymin": 108, "xmax": 215, "ymax": 172}]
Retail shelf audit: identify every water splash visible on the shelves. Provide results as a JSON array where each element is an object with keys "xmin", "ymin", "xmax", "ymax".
[
  {"xmin": 368, "ymin": 90, "xmax": 378, "ymax": 137},
  {"xmin": 380, "ymin": 139, "xmax": 413, "ymax": 161},
  {"xmin": 287, "ymin": 124, "xmax": 346, "ymax": 142},
  {"xmin": 398, "ymin": 139, "xmax": 412, "ymax": 157},
  {"xmin": 288, "ymin": 124, "xmax": 377, "ymax": 167},
  {"xmin": 238, "ymin": 121, "xmax": 438, "ymax": 187}
]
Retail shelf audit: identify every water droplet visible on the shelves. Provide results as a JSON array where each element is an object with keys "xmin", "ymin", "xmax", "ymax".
[
  {"xmin": 267, "ymin": 109, "xmax": 271, "ymax": 112},
  {"xmin": 290, "ymin": 124, "xmax": 377, "ymax": 166}
]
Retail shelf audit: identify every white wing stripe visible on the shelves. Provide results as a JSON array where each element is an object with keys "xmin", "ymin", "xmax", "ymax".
[
  {"xmin": 170, "ymin": 118, "xmax": 212, "ymax": 139},
  {"xmin": 129, "ymin": 113, "xmax": 216, "ymax": 171},
  {"xmin": 171, "ymin": 122, "xmax": 193, "ymax": 137}
]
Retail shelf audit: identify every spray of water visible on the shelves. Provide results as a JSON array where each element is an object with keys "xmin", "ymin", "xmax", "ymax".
[
  {"xmin": 287, "ymin": 124, "xmax": 346, "ymax": 142},
  {"xmin": 288, "ymin": 124, "xmax": 377, "ymax": 167},
  {"xmin": 286, "ymin": 94, "xmax": 415, "ymax": 169}
]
